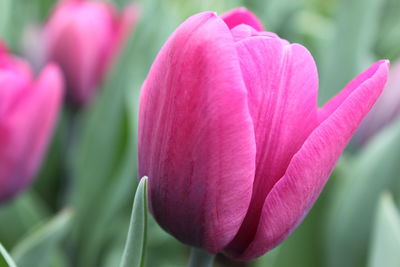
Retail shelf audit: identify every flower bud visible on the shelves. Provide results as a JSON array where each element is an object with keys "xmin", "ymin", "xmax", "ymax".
[
  {"xmin": 0, "ymin": 43, "xmax": 63, "ymax": 202},
  {"xmin": 44, "ymin": 0, "xmax": 139, "ymax": 106},
  {"xmin": 138, "ymin": 8, "xmax": 389, "ymax": 260}
]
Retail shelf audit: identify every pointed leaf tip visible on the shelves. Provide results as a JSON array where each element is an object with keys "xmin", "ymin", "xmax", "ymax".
[{"xmin": 119, "ymin": 177, "xmax": 148, "ymax": 267}]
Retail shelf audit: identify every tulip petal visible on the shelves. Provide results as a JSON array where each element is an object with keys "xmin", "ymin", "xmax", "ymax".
[
  {"xmin": 45, "ymin": 1, "xmax": 114, "ymax": 105},
  {"xmin": 228, "ymin": 60, "xmax": 389, "ymax": 260},
  {"xmin": 318, "ymin": 60, "xmax": 388, "ymax": 122},
  {"xmin": 0, "ymin": 71, "xmax": 29, "ymax": 118},
  {"xmin": 221, "ymin": 8, "xmax": 264, "ymax": 31},
  {"xmin": 138, "ymin": 12, "xmax": 256, "ymax": 253},
  {"xmin": 355, "ymin": 61, "xmax": 400, "ymax": 145},
  {"xmin": 229, "ymin": 24, "xmax": 280, "ymax": 43},
  {"xmin": 0, "ymin": 64, "xmax": 63, "ymax": 202},
  {"xmin": 226, "ymin": 37, "xmax": 319, "ymax": 254}
]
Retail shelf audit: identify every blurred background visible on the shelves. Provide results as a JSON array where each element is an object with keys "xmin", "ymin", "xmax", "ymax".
[{"xmin": 1, "ymin": 0, "xmax": 400, "ymax": 266}]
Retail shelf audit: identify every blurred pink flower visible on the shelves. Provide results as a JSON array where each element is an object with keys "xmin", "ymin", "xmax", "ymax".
[
  {"xmin": 138, "ymin": 8, "xmax": 389, "ymax": 260},
  {"xmin": 44, "ymin": 0, "xmax": 139, "ymax": 106},
  {"xmin": 0, "ymin": 43, "xmax": 63, "ymax": 202},
  {"xmin": 356, "ymin": 61, "xmax": 400, "ymax": 146}
]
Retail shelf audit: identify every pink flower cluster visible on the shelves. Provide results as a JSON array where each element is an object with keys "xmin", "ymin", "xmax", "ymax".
[{"xmin": 0, "ymin": 0, "xmax": 136, "ymax": 202}]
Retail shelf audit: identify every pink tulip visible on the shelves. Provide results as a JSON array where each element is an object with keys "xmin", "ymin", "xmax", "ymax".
[
  {"xmin": 0, "ymin": 43, "xmax": 63, "ymax": 202},
  {"xmin": 138, "ymin": 9, "xmax": 389, "ymax": 260},
  {"xmin": 44, "ymin": 0, "xmax": 139, "ymax": 106}
]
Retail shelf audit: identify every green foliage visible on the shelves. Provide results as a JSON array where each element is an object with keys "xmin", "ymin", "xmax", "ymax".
[
  {"xmin": 0, "ymin": 243, "xmax": 16, "ymax": 267},
  {"xmin": 368, "ymin": 193, "xmax": 400, "ymax": 267},
  {"xmin": 325, "ymin": 119, "xmax": 400, "ymax": 267},
  {"xmin": 0, "ymin": 193, "xmax": 49, "ymax": 249},
  {"xmin": 319, "ymin": 0, "xmax": 385, "ymax": 103},
  {"xmin": 119, "ymin": 177, "xmax": 148, "ymax": 267},
  {"xmin": 69, "ymin": 0, "xmax": 180, "ymax": 265},
  {"xmin": 374, "ymin": 0, "xmax": 400, "ymax": 61},
  {"xmin": 1, "ymin": 0, "xmax": 400, "ymax": 267},
  {"xmin": 145, "ymin": 216, "xmax": 186, "ymax": 267},
  {"xmin": 11, "ymin": 209, "xmax": 72, "ymax": 267},
  {"xmin": 0, "ymin": 0, "xmax": 12, "ymax": 43}
]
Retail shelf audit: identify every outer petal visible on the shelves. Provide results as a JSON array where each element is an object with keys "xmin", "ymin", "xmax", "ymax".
[
  {"xmin": 221, "ymin": 8, "xmax": 264, "ymax": 31},
  {"xmin": 225, "ymin": 37, "xmax": 319, "ymax": 253},
  {"xmin": 138, "ymin": 12, "xmax": 256, "ymax": 253},
  {"xmin": 0, "ymin": 64, "xmax": 63, "ymax": 202},
  {"xmin": 0, "ymin": 60, "xmax": 31, "ymax": 118},
  {"xmin": 228, "ymin": 60, "xmax": 389, "ymax": 260},
  {"xmin": 45, "ymin": 1, "xmax": 114, "ymax": 105},
  {"xmin": 0, "ymin": 73, "xmax": 26, "ymax": 120},
  {"xmin": 355, "ymin": 61, "xmax": 400, "ymax": 145},
  {"xmin": 229, "ymin": 24, "xmax": 280, "ymax": 43},
  {"xmin": 318, "ymin": 60, "xmax": 387, "ymax": 122}
]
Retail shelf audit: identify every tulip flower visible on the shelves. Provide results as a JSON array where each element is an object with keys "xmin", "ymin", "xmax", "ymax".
[
  {"xmin": 355, "ymin": 61, "xmax": 400, "ymax": 146},
  {"xmin": 138, "ymin": 8, "xmax": 389, "ymax": 260},
  {"xmin": 0, "ymin": 43, "xmax": 63, "ymax": 202},
  {"xmin": 44, "ymin": 0, "xmax": 139, "ymax": 106}
]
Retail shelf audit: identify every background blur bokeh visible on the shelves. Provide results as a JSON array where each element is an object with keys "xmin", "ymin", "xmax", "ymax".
[{"xmin": 1, "ymin": 0, "xmax": 400, "ymax": 266}]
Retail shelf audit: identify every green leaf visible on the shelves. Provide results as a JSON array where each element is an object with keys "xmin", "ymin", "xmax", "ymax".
[
  {"xmin": 319, "ymin": 0, "xmax": 385, "ymax": 103},
  {"xmin": 71, "ymin": 0, "xmax": 179, "ymax": 265},
  {"xmin": 11, "ymin": 209, "xmax": 73, "ymax": 267},
  {"xmin": 119, "ymin": 177, "xmax": 148, "ymax": 267},
  {"xmin": 368, "ymin": 193, "xmax": 400, "ymax": 267},
  {"xmin": 0, "ymin": 0, "xmax": 12, "ymax": 42},
  {"xmin": 0, "ymin": 0, "xmax": 41, "ymax": 51},
  {"xmin": 374, "ymin": 0, "xmax": 400, "ymax": 60},
  {"xmin": 0, "ymin": 243, "xmax": 16, "ymax": 267},
  {"xmin": 0, "ymin": 192, "xmax": 49, "ymax": 248},
  {"xmin": 325, "ymin": 119, "xmax": 400, "ymax": 267},
  {"xmin": 248, "ymin": 0, "xmax": 305, "ymax": 33},
  {"xmin": 145, "ymin": 215, "xmax": 186, "ymax": 267}
]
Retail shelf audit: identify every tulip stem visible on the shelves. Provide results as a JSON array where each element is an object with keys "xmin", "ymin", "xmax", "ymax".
[{"xmin": 188, "ymin": 247, "xmax": 215, "ymax": 267}]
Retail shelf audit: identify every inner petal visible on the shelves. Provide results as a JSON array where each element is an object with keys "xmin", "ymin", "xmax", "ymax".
[
  {"xmin": 226, "ymin": 37, "xmax": 320, "ymax": 253},
  {"xmin": 230, "ymin": 24, "xmax": 283, "ymax": 43}
]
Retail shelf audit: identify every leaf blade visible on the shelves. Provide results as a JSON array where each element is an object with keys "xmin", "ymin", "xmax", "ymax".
[
  {"xmin": 119, "ymin": 177, "xmax": 148, "ymax": 267},
  {"xmin": 325, "ymin": 118, "xmax": 400, "ymax": 267},
  {"xmin": 0, "ymin": 243, "xmax": 17, "ymax": 267},
  {"xmin": 368, "ymin": 193, "xmax": 400, "ymax": 267},
  {"xmin": 11, "ymin": 209, "xmax": 73, "ymax": 267}
]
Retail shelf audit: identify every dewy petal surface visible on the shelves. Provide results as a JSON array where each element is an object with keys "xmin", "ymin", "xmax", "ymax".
[
  {"xmin": 221, "ymin": 8, "xmax": 264, "ymax": 31},
  {"xmin": 228, "ymin": 60, "xmax": 389, "ymax": 260},
  {"xmin": 138, "ymin": 12, "xmax": 256, "ymax": 253},
  {"xmin": 226, "ymin": 37, "xmax": 319, "ymax": 254}
]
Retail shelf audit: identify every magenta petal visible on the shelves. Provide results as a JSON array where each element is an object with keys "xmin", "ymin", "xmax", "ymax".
[
  {"xmin": 0, "ymin": 64, "xmax": 63, "ymax": 202},
  {"xmin": 229, "ymin": 60, "xmax": 388, "ymax": 260},
  {"xmin": 221, "ymin": 8, "xmax": 264, "ymax": 31},
  {"xmin": 138, "ymin": 12, "xmax": 256, "ymax": 253},
  {"xmin": 45, "ymin": 1, "xmax": 114, "ymax": 105},
  {"xmin": 318, "ymin": 60, "xmax": 387, "ymax": 122},
  {"xmin": 225, "ymin": 37, "xmax": 319, "ymax": 254},
  {"xmin": 354, "ymin": 61, "xmax": 400, "ymax": 145}
]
